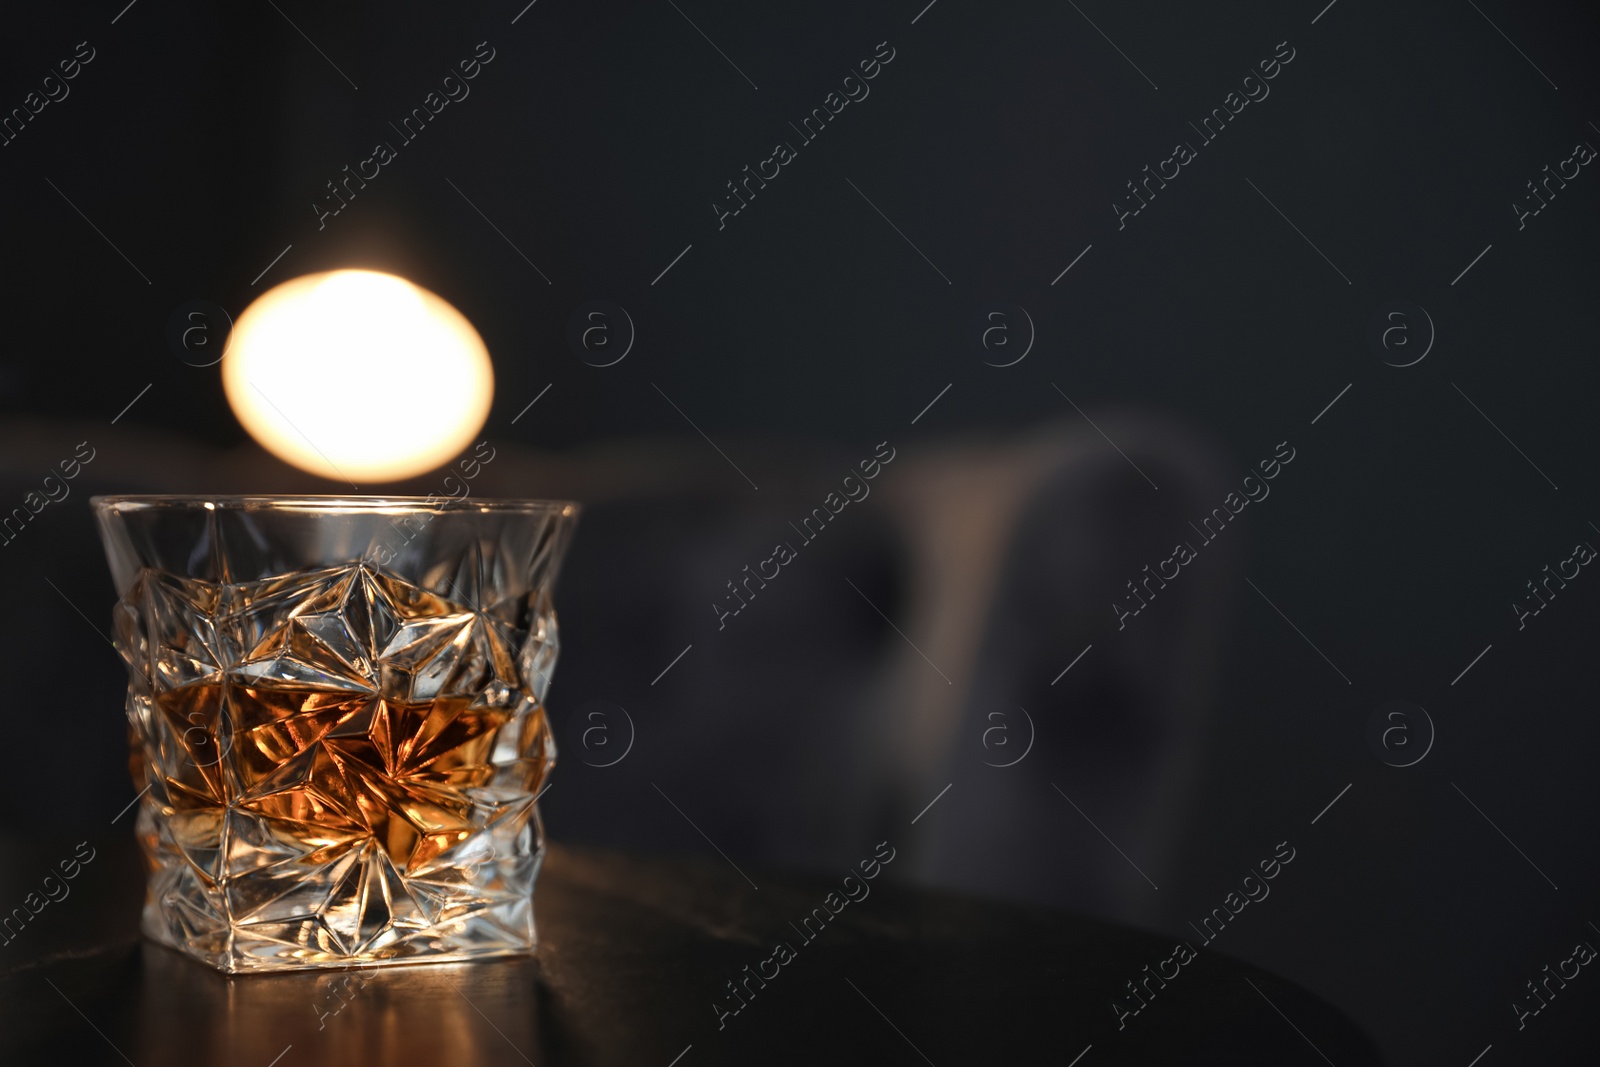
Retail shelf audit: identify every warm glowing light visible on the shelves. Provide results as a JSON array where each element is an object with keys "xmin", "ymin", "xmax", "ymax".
[{"xmin": 222, "ymin": 270, "xmax": 494, "ymax": 483}]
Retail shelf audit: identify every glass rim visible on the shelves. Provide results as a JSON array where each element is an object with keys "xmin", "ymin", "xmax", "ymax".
[{"xmin": 90, "ymin": 494, "xmax": 580, "ymax": 515}]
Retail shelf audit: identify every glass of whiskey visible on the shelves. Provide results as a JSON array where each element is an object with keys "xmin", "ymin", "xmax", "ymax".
[{"xmin": 91, "ymin": 496, "xmax": 578, "ymax": 974}]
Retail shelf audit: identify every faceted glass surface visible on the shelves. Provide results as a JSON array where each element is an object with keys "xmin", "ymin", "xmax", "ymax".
[{"xmin": 91, "ymin": 497, "xmax": 578, "ymax": 974}]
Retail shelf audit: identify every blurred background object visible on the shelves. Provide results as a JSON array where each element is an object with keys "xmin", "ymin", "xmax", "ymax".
[{"xmin": 0, "ymin": 414, "xmax": 1237, "ymax": 936}]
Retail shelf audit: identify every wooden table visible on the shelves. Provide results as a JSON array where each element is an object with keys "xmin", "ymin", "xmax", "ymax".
[{"xmin": 0, "ymin": 836, "xmax": 1381, "ymax": 1065}]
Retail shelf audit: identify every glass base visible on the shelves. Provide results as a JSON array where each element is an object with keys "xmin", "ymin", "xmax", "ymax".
[{"xmin": 137, "ymin": 805, "xmax": 544, "ymax": 974}]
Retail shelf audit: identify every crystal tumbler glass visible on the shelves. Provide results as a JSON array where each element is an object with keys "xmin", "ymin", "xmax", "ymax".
[{"xmin": 91, "ymin": 496, "xmax": 578, "ymax": 973}]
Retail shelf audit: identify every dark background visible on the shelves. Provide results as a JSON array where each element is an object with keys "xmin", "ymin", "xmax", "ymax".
[{"xmin": 3, "ymin": 1, "xmax": 1600, "ymax": 1063}]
